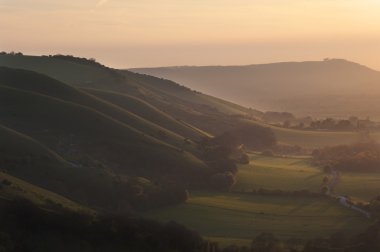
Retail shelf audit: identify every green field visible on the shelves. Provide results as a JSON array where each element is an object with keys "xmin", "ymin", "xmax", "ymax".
[
  {"xmin": 235, "ymin": 154, "xmax": 380, "ymax": 202},
  {"xmin": 145, "ymin": 192, "xmax": 370, "ymax": 245},
  {"xmin": 334, "ymin": 172, "xmax": 380, "ymax": 201},
  {"xmin": 243, "ymin": 119, "xmax": 367, "ymax": 149},
  {"xmin": 233, "ymin": 154, "xmax": 324, "ymax": 192}
]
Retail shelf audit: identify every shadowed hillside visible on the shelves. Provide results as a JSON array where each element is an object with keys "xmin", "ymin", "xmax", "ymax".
[
  {"xmin": 0, "ymin": 67, "xmax": 216, "ymax": 211},
  {"xmin": 0, "ymin": 55, "xmax": 373, "ymax": 149}
]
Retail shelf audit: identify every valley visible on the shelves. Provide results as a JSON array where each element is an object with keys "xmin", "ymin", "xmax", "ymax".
[{"xmin": 1, "ymin": 53, "xmax": 380, "ymax": 251}]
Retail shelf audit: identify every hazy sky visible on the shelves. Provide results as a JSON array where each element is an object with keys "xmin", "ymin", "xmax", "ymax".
[{"xmin": 1, "ymin": 0, "xmax": 380, "ymax": 69}]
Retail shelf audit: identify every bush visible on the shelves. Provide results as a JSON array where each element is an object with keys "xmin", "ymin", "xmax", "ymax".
[
  {"xmin": 211, "ymin": 172, "xmax": 236, "ymax": 191},
  {"xmin": 312, "ymin": 142, "xmax": 380, "ymax": 172},
  {"xmin": 213, "ymin": 125, "xmax": 276, "ymax": 150}
]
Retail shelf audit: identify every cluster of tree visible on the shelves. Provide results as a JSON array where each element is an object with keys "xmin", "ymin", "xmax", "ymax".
[
  {"xmin": 286, "ymin": 116, "xmax": 380, "ymax": 131},
  {"xmin": 0, "ymin": 199, "xmax": 204, "ymax": 252},
  {"xmin": 195, "ymin": 125, "xmax": 276, "ymax": 191},
  {"xmin": 208, "ymin": 225, "xmax": 380, "ymax": 252},
  {"xmin": 213, "ymin": 124, "xmax": 277, "ymax": 151},
  {"xmin": 199, "ymin": 140, "xmax": 238, "ymax": 191},
  {"xmin": 365, "ymin": 195, "xmax": 380, "ymax": 219},
  {"xmin": 249, "ymin": 188, "xmax": 325, "ymax": 198},
  {"xmin": 0, "ymin": 51, "xmax": 24, "ymax": 56},
  {"xmin": 44, "ymin": 54, "xmax": 103, "ymax": 67},
  {"xmin": 263, "ymin": 111, "xmax": 296, "ymax": 124},
  {"xmin": 312, "ymin": 142, "xmax": 380, "ymax": 172},
  {"xmin": 307, "ymin": 118, "xmax": 354, "ymax": 131}
]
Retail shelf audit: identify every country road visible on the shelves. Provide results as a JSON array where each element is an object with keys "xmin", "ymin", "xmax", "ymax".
[{"xmin": 326, "ymin": 170, "xmax": 371, "ymax": 219}]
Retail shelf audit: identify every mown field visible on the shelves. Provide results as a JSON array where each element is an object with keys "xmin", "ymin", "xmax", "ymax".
[
  {"xmin": 145, "ymin": 192, "xmax": 370, "ymax": 246},
  {"xmin": 233, "ymin": 154, "xmax": 324, "ymax": 192}
]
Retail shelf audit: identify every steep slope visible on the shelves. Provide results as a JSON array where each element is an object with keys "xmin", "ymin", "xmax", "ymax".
[
  {"xmin": 0, "ymin": 67, "xmax": 202, "ymax": 148},
  {"xmin": 0, "ymin": 54, "xmax": 262, "ymax": 135},
  {"xmin": 0, "ymin": 54, "xmax": 367, "ymax": 148},
  {"xmin": 0, "ymin": 123, "xmax": 134, "ymax": 209},
  {"xmin": 0, "ymin": 84, "xmax": 206, "ymax": 177},
  {"xmin": 0, "ymin": 172, "xmax": 92, "ymax": 213},
  {"xmin": 131, "ymin": 59, "xmax": 380, "ymax": 118},
  {"xmin": 0, "ymin": 67, "xmax": 214, "ymax": 211},
  {"xmin": 84, "ymin": 88, "xmax": 208, "ymax": 139},
  {"xmin": 0, "ymin": 54, "xmax": 127, "ymax": 89}
]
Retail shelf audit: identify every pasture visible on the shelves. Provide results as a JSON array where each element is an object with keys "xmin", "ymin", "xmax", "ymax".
[
  {"xmin": 334, "ymin": 172, "xmax": 380, "ymax": 201},
  {"xmin": 233, "ymin": 154, "xmax": 324, "ymax": 192},
  {"xmin": 145, "ymin": 192, "xmax": 370, "ymax": 245},
  {"xmin": 244, "ymin": 119, "xmax": 373, "ymax": 149}
]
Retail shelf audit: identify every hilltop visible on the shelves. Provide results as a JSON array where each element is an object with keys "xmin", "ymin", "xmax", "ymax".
[{"xmin": 131, "ymin": 59, "xmax": 380, "ymax": 119}]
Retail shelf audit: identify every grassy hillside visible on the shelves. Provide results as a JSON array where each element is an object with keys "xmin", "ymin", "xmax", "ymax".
[
  {"xmin": 0, "ymin": 123, "xmax": 66, "ymax": 164},
  {"xmin": 0, "ymin": 68, "xmax": 214, "ymax": 211},
  {"xmin": 131, "ymin": 60, "xmax": 380, "ymax": 119},
  {"xmin": 0, "ymin": 123, "xmax": 137, "ymax": 209},
  {"xmin": 0, "ymin": 172, "xmax": 92, "ymax": 213},
  {"xmin": 0, "ymin": 67, "xmax": 202, "ymax": 151},
  {"xmin": 0, "ymin": 54, "xmax": 126, "ymax": 89},
  {"xmin": 2, "ymin": 54, "xmax": 371, "ymax": 150},
  {"xmin": 145, "ymin": 192, "xmax": 370, "ymax": 244},
  {"xmin": 84, "ymin": 88, "xmax": 208, "ymax": 139},
  {"xmin": 0, "ymin": 84, "xmax": 207, "ymax": 177},
  {"xmin": 0, "ymin": 54, "xmax": 264, "ymax": 136}
]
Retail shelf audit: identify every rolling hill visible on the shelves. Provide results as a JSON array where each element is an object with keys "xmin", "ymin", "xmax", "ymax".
[
  {"xmin": 0, "ymin": 54, "xmax": 372, "ymax": 149},
  {"xmin": 0, "ymin": 54, "xmax": 378, "ymax": 249},
  {"xmin": 131, "ymin": 59, "xmax": 380, "ymax": 119},
  {"xmin": 0, "ymin": 67, "xmax": 215, "ymax": 211},
  {"xmin": 0, "ymin": 54, "xmax": 263, "ymax": 136}
]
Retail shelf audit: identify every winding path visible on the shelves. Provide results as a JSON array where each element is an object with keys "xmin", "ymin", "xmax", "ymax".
[{"xmin": 326, "ymin": 170, "xmax": 371, "ymax": 219}]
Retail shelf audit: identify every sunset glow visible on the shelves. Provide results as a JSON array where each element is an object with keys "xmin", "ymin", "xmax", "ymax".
[{"xmin": 1, "ymin": 0, "xmax": 380, "ymax": 68}]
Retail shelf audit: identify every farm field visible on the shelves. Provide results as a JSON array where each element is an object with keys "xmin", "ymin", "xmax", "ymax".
[
  {"xmin": 233, "ymin": 154, "xmax": 324, "ymax": 192},
  {"xmin": 235, "ymin": 154, "xmax": 380, "ymax": 203},
  {"xmin": 145, "ymin": 192, "xmax": 371, "ymax": 245},
  {"xmin": 243, "ymin": 119, "xmax": 380, "ymax": 149},
  {"xmin": 334, "ymin": 172, "xmax": 380, "ymax": 201}
]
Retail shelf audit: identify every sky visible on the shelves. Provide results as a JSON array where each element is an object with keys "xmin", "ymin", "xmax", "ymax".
[{"xmin": 1, "ymin": 0, "xmax": 380, "ymax": 69}]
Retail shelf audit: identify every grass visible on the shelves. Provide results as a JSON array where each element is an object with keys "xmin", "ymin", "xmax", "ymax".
[
  {"xmin": 334, "ymin": 172, "xmax": 380, "ymax": 201},
  {"xmin": 0, "ymin": 172, "xmax": 92, "ymax": 213},
  {"xmin": 145, "ymin": 192, "xmax": 371, "ymax": 244},
  {"xmin": 235, "ymin": 153, "xmax": 380, "ymax": 202},
  {"xmin": 0, "ymin": 81, "xmax": 207, "ymax": 174},
  {"xmin": 0, "ymin": 67, "xmax": 202, "ymax": 153},
  {"xmin": 84, "ymin": 88, "xmax": 208, "ymax": 140},
  {"xmin": 243, "ymin": 119, "xmax": 364, "ymax": 149},
  {"xmin": 0, "ymin": 54, "xmax": 123, "ymax": 88},
  {"xmin": 233, "ymin": 154, "xmax": 324, "ymax": 192}
]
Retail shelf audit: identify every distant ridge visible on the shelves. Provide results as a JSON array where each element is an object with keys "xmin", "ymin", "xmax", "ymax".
[{"xmin": 131, "ymin": 59, "xmax": 380, "ymax": 119}]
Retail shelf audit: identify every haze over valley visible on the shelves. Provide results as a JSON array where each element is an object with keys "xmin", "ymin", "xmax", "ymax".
[
  {"xmin": 132, "ymin": 59, "xmax": 380, "ymax": 119},
  {"xmin": 2, "ymin": 1, "xmax": 380, "ymax": 252}
]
